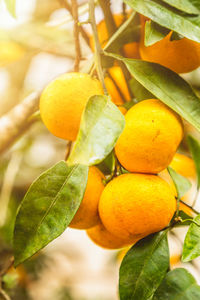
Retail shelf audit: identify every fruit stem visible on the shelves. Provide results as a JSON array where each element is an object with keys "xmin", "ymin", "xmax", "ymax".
[{"xmin": 89, "ymin": 0, "xmax": 108, "ymax": 95}]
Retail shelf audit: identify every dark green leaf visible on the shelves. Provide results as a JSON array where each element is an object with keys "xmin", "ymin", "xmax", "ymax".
[
  {"xmin": 119, "ymin": 231, "xmax": 169, "ymax": 300},
  {"xmin": 145, "ymin": 20, "xmax": 170, "ymax": 46},
  {"xmin": 153, "ymin": 268, "xmax": 200, "ymax": 300},
  {"xmin": 97, "ymin": 151, "xmax": 115, "ymax": 175},
  {"xmin": 187, "ymin": 136, "xmax": 200, "ymax": 187},
  {"xmin": 129, "ymin": 77, "xmax": 155, "ymax": 101},
  {"xmin": 14, "ymin": 161, "xmax": 88, "ymax": 266},
  {"xmin": 4, "ymin": 0, "xmax": 16, "ymax": 17},
  {"xmin": 161, "ymin": 0, "xmax": 200, "ymax": 15},
  {"xmin": 182, "ymin": 213, "xmax": 200, "ymax": 262},
  {"xmin": 68, "ymin": 95, "xmax": 125, "ymax": 166},
  {"xmin": 124, "ymin": 0, "xmax": 200, "ymax": 42},
  {"xmin": 107, "ymin": 54, "xmax": 200, "ymax": 132},
  {"xmin": 104, "ymin": 12, "xmax": 140, "ymax": 53},
  {"xmin": 168, "ymin": 167, "xmax": 192, "ymax": 198}
]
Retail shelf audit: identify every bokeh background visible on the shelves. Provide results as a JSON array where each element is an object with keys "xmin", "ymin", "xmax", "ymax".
[{"xmin": 1, "ymin": 1, "xmax": 200, "ymax": 299}]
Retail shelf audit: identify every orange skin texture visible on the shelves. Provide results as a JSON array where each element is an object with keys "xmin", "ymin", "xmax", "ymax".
[
  {"xmin": 115, "ymin": 99, "xmax": 183, "ymax": 174},
  {"xmin": 87, "ymin": 223, "xmax": 139, "ymax": 250},
  {"xmin": 90, "ymin": 14, "xmax": 140, "ymax": 59},
  {"xmin": 139, "ymin": 17, "xmax": 200, "ymax": 73},
  {"xmin": 70, "ymin": 167, "xmax": 105, "ymax": 229},
  {"xmin": 40, "ymin": 73, "xmax": 103, "ymax": 141},
  {"xmin": 99, "ymin": 173, "xmax": 176, "ymax": 240},
  {"xmin": 118, "ymin": 106, "xmax": 127, "ymax": 115}
]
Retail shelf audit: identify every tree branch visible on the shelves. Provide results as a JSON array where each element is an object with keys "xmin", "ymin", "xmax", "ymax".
[
  {"xmin": 58, "ymin": 0, "xmax": 90, "ymax": 47},
  {"xmin": 71, "ymin": 0, "xmax": 81, "ymax": 71},
  {"xmin": 0, "ymin": 92, "xmax": 40, "ymax": 155}
]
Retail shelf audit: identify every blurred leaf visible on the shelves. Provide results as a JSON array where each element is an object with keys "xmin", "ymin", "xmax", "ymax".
[
  {"xmin": 119, "ymin": 231, "xmax": 169, "ymax": 300},
  {"xmin": 161, "ymin": 0, "xmax": 200, "ymax": 15},
  {"xmin": 123, "ymin": 98, "xmax": 137, "ymax": 110},
  {"xmin": 129, "ymin": 77, "xmax": 155, "ymax": 101},
  {"xmin": 182, "ymin": 213, "xmax": 200, "ymax": 262},
  {"xmin": 97, "ymin": 151, "xmax": 115, "ymax": 175},
  {"xmin": 153, "ymin": 268, "xmax": 200, "ymax": 299},
  {"xmin": 68, "ymin": 95, "xmax": 125, "ymax": 166},
  {"xmin": 4, "ymin": 0, "xmax": 16, "ymax": 17},
  {"xmin": 168, "ymin": 167, "xmax": 192, "ymax": 198},
  {"xmin": 14, "ymin": 161, "xmax": 88, "ymax": 266},
  {"xmin": 105, "ymin": 12, "xmax": 140, "ymax": 53},
  {"xmin": 107, "ymin": 54, "xmax": 200, "ymax": 132},
  {"xmin": 124, "ymin": 0, "xmax": 200, "ymax": 42},
  {"xmin": 187, "ymin": 136, "xmax": 200, "ymax": 188},
  {"xmin": 144, "ymin": 20, "xmax": 170, "ymax": 46}
]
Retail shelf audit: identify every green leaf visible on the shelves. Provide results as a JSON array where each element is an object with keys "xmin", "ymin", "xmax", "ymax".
[
  {"xmin": 124, "ymin": 0, "xmax": 200, "ymax": 42},
  {"xmin": 187, "ymin": 136, "xmax": 200, "ymax": 188},
  {"xmin": 104, "ymin": 12, "xmax": 140, "ymax": 53},
  {"xmin": 129, "ymin": 77, "xmax": 155, "ymax": 101},
  {"xmin": 13, "ymin": 161, "xmax": 88, "ymax": 266},
  {"xmin": 106, "ymin": 54, "xmax": 200, "ymax": 132},
  {"xmin": 67, "ymin": 95, "xmax": 125, "ymax": 166},
  {"xmin": 153, "ymin": 268, "xmax": 200, "ymax": 299},
  {"xmin": 4, "ymin": 0, "xmax": 16, "ymax": 17},
  {"xmin": 97, "ymin": 151, "xmax": 115, "ymax": 175},
  {"xmin": 168, "ymin": 167, "xmax": 192, "ymax": 198},
  {"xmin": 161, "ymin": 0, "xmax": 200, "ymax": 15},
  {"xmin": 182, "ymin": 213, "xmax": 200, "ymax": 262},
  {"xmin": 145, "ymin": 20, "xmax": 170, "ymax": 46},
  {"xmin": 119, "ymin": 231, "xmax": 169, "ymax": 300}
]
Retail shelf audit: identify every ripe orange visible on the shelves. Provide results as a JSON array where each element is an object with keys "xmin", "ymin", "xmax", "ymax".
[
  {"xmin": 115, "ymin": 99, "xmax": 183, "ymax": 174},
  {"xmin": 99, "ymin": 173, "xmax": 176, "ymax": 240},
  {"xmin": 139, "ymin": 17, "xmax": 200, "ymax": 73},
  {"xmin": 105, "ymin": 66, "xmax": 131, "ymax": 105},
  {"xmin": 40, "ymin": 73, "xmax": 103, "ymax": 141},
  {"xmin": 70, "ymin": 167, "xmax": 105, "ymax": 229},
  {"xmin": 87, "ymin": 223, "xmax": 139, "ymax": 249}
]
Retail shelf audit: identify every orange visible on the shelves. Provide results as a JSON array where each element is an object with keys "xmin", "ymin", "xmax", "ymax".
[
  {"xmin": 105, "ymin": 66, "xmax": 131, "ymax": 105},
  {"xmin": 139, "ymin": 17, "xmax": 200, "ymax": 73},
  {"xmin": 87, "ymin": 223, "xmax": 138, "ymax": 249},
  {"xmin": 115, "ymin": 99, "xmax": 183, "ymax": 174},
  {"xmin": 40, "ymin": 73, "xmax": 103, "ymax": 141},
  {"xmin": 70, "ymin": 167, "xmax": 104, "ymax": 229},
  {"xmin": 99, "ymin": 173, "xmax": 176, "ymax": 240},
  {"xmin": 89, "ymin": 14, "xmax": 140, "ymax": 59}
]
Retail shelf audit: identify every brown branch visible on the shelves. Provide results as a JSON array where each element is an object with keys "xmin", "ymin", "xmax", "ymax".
[
  {"xmin": 58, "ymin": 0, "xmax": 90, "ymax": 47},
  {"xmin": 0, "ymin": 92, "xmax": 40, "ymax": 155},
  {"xmin": 71, "ymin": 0, "xmax": 81, "ymax": 71}
]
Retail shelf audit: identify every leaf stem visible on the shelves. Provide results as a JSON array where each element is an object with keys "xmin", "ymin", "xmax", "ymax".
[{"xmin": 89, "ymin": 0, "xmax": 108, "ymax": 94}]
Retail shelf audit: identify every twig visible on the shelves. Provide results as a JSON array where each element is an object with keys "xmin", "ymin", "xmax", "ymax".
[
  {"xmin": 89, "ymin": 0, "xmax": 107, "ymax": 94},
  {"xmin": 71, "ymin": 0, "xmax": 81, "ymax": 71},
  {"xmin": 0, "ymin": 92, "xmax": 40, "ymax": 155},
  {"xmin": 58, "ymin": 0, "xmax": 90, "ymax": 47},
  {"xmin": 65, "ymin": 141, "xmax": 72, "ymax": 160}
]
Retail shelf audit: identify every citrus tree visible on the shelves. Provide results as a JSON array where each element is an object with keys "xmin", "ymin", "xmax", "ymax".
[{"xmin": 1, "ymin": 0, "xmax": 200, "ymax": 299}]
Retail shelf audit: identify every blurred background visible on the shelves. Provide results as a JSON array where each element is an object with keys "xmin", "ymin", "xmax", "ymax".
[{"xmin": 1, "ymin": 0, "xmax": 200, "ymax": 299}]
